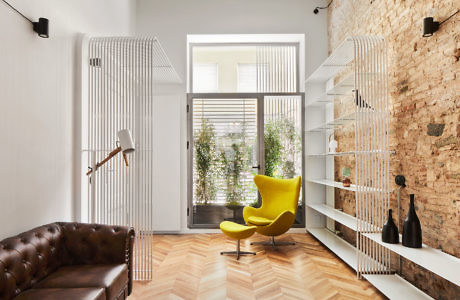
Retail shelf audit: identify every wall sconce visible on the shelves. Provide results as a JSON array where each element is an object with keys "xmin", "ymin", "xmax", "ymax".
[
  {"xmin": 1, "ymin": 0, "xmax": 49, "ymax": 38},
  {"xmin": 422, "ymin": 17, "xmax": 439, "ymax": 37},
  {"xmin": 32, "ymin": 18, "xmax": 49, "ymax": 38},
  {"xmin": 313, "ymin": 0, "xmax": 333, "ymax": 14},
  {"xmin": 423, "ymin": 9, "xmax": 459, "ymax": 37}
]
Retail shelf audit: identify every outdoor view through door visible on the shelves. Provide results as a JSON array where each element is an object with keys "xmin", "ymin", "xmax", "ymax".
[{"xmin": 187, "ymin": 39, "xmax": 304, "ymax": 228}]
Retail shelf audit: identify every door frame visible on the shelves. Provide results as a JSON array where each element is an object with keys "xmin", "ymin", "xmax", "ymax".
[{"xmin": 187, "ymin": 92, "xmax": 305, "ymax": 229}]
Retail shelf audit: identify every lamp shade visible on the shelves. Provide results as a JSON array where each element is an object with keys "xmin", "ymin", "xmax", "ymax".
[{"xmin": 117, "ymin": 129, "xmax": 135, "ymax": 153}]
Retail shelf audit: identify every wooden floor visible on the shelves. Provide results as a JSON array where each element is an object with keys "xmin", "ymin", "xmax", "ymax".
[{"xmin": 130, "ymin": 233, "xmax": 385, "ymax": 300}]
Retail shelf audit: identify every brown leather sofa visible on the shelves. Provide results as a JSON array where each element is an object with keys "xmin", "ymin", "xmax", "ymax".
[{"xmin": 0, "ymin": 222, "xmax": 135, "ymax": 300}]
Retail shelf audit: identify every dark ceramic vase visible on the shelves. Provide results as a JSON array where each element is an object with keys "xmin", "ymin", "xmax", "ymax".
[
  {"xmin": 382, "ymin": 209, "xmax": 399, "ymax": 244},
  {"xmin": 402, "ymin": 194, "xmax": 422, "ymax": 248}
]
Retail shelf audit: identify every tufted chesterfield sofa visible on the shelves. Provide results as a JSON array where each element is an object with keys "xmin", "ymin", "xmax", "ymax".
[{"xmin": 0, "ymin": 222, "xmax": 135, "ymax": 300}]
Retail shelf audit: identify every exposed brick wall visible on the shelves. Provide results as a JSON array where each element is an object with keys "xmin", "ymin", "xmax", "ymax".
[{"xmin": 327, "ymin": 0, "xmax": 459, "ymax": 299}]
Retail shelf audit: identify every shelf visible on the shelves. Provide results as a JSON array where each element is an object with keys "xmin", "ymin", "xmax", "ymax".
[
  {"xmin": 306, "ymin": 112, "xmax": 356, "ymax": 132},
  {"xmin": 306, "ymin": 73, "xmax": 354, "ymax": 107},
  {"xmin": 306, "ymin": 38, "xmax": 354, "ymax": 83},
  {"xmin": 307, "ymin": 228, "xmax": 357, "ymax": 270},
  {"xmin": 307, "ymin": 151, "xmax": 356, "ymax": 157},
  {"xmin": 363, "ymin": 274, "xmax": 433, "ymax": 300},
  {"xmin": 307, "ymin": 178, "xmax": 358, "ymax": 192},
  {"xmin": 307, "ymin": 178, "xmax": 386, "ymax": 193},
  {"xmin": 308, "ymin": 204, "xmax": 357, "ymax": 231},
  {"xmin": 306, "ymin": 150, "xmax": 394, "ymax": 157},
  {"xmin": 363, "ymin": 233, "xmax": 460, "ymax": 286}
]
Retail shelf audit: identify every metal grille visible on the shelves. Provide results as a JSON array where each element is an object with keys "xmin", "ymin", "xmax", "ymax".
[
  {"xmin": 257, "ymin": 45, "xmax": 297, "ymax": 93},
  {"xmin": 85, "ymin": 37, "xmax": 179, "ymax": 281},
  {"xmin": 353, "ymin": 36, "xmax": 391, "ymax": 276}
]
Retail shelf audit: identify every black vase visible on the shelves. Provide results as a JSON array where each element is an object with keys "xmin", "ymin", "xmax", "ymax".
[
  {"xmin": 402, "ymin": 194, "xmax": 422, "ymax": 248},
  {"xmin": 382, "ymin": 209, "xmax": 399, "ymax": 244}
]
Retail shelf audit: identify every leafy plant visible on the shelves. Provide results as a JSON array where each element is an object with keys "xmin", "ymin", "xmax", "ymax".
[
  {"xmin": 264, "ymin": 117, "xmax": 301, "ymax": 178},
  {"xmin": 279, "ymin": 117, "xmax": 301, "ymax": 178},
  {"xmin": 220, "ymin": 136, "xmax": 247, "ymax": 207},
  {"xmin": 264, "ymin": 120, "xmax": 282, "ymax": 177},
  {"xmin": 194, "ymin": 119, "xmax": 218, "ymax": 205},
  {"xmin": 342, "ymin": 167, "xmax": 351, "ymax": 178}
]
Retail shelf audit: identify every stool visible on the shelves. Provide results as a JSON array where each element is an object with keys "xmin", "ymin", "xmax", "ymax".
[{"xmin": 220, "ymin": 221, "xmax": 257, "ymax": 260}]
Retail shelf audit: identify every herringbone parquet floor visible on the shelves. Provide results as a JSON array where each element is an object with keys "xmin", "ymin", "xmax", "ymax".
[{"xmin": 129, "ymin": 233, "xmax": 385, "ymax": 300}]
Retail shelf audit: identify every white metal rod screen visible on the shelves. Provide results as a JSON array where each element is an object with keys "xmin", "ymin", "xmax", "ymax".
[
  {"xmin": 353, "ymin": 36, "xmax": 391, "ymax": 276},
  {"xmin": 85, "ymin": 37, "xmax": 179, "ymax": 281},
  {"xmin": 256, "ymin": 45, "xmax": 298, "ymax": 93}
]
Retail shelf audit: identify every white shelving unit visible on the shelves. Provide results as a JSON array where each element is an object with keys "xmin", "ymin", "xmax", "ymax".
[
  {"xmin": 308, "ymin": 204, "xmax": 357, "ymax": 230},
  {"xmin": 363, "ymin": 275, "xmax": 433, "ymax": 300},
  {"xmin": 364, "ymin": 233, "xmax": 460, "ymax": 286},
  {"xmin": 308, "ymin": 228, "xmax": 357, "ymax": 270},
  {"xmin": 305, "ymin": 36, "xmax": 435, "ymax": 299}
]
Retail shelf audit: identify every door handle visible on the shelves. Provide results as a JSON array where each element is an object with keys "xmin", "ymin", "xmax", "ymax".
[{"xmin": 252, "ymin": 164, "xmax": 260, "ymax": 169}]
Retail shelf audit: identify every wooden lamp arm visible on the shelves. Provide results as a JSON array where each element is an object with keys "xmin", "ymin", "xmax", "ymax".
[{"xmin": 86, "ymin": 147, "xmax": 122, "ymax": 176}]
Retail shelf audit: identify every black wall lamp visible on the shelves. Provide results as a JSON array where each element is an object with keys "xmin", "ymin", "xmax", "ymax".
[
  {"xmin": 313, "ymin": 0, "xmax": 333, "ymax": 14},
  {"xmin": 1, "ymin": 0, "xmax": 49, "ymax": 38},
  {"xmin": 423, "ymin": 9, "xmax": 459, "ymax": 37}
]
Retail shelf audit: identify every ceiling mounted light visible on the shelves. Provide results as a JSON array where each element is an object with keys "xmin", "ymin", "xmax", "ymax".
[{"xmin": 1, "ymin": 0, "xmax": 49, "ymax": 38}]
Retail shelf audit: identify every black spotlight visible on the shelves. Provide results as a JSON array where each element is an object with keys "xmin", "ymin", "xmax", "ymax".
[
  {"xmin": 313, "ymin": 0, "xmax": 333, "ymax": 14},
  {"xmin": 422, "ymin": 17, "xmax": 439, "ymax": 37},
  {"xmin": 395, "ymin": 175, "xmax": 406, "ymax": 188},
  {"xmin": 33, "ymin": 18, "xmax": 49, "ymax": 38}
]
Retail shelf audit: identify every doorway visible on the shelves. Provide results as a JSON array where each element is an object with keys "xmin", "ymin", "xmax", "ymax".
[{"xmin": 187, "ymin": 93, "xmax": 304, "ymax": 228}]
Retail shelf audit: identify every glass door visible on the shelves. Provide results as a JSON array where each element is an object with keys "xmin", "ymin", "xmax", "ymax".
[
  {"xmin": 188, "ymin": 94, "xmax": 304, "ymax": 228},
  {"xmin": 189, "ymin": 96, "xmax": 260, "ymax": 227},
  {"xmin": 263, "ymin": 95, "xmax": 304, "ymax": 225}
]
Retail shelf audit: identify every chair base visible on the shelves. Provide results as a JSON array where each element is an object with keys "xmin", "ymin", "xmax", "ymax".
[
  {"xmin": 250, "ymin": 236, "xmax": 296, "ymax": 250},
  {"xmin": 221, "ymin": 240, "xmax": 256, "ymax": 260}
]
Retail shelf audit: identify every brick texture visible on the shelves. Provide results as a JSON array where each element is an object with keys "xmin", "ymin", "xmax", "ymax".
[{"xmin": 327, "ymin": 0, "xmax": 459, "ymax": 299}]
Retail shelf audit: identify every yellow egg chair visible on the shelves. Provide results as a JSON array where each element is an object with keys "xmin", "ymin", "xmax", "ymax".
[{"xmin": 243, "ymin": 175, "xmax": 302, "ymax": 248}]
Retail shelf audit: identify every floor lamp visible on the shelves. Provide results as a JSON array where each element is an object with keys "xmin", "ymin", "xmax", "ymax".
[{"xmin": 86, "ymin": 129, "xmax": 135, "ymax": 223}]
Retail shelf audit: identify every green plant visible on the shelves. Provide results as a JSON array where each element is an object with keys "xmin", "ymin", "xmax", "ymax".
[
  {"xmin": 279, "ymin": 117, "xmax": 301, "ymax": 178},
  {"xmin": 220, "ymin": 138, "xmax": 247, "ymax": 207},
  {"xmin": 264, "ymin": 120, "xmax": 282, "ymax": 177},
  {"xmin": 194, "ymin": 119, "xmax": 218, "ymax": 205},
  {"xmin": 342, "ymin": 167, "xmax": 351, "ymax": 178}
]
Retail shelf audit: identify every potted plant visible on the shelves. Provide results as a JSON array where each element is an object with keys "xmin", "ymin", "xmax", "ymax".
[
  {"xmin": 264, "ymin": 120, "xmax": 282, "ymax": 177},
  {"xmin": 194, "ymin": 119, "xmax": 218, "ymax": 205},
  {"xmin": 342, "ymin": 167, "xmax": 351, "ymax": 187},
  {"xmin": 219, "ymin": 133, "xmax": 248, "ymax": 223}
]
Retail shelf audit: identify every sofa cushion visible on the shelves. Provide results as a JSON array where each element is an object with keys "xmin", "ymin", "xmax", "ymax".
[
  {"xmin": 13, "ymin": 287, "xmax": 105, "ymax": 300},
  {"xmin": 0, "ymin": 223, "xmax": 64, "ymax": 299},
  {"xmin": 35, "ymin": 264, "xmax": 127, "ymax": 300}
]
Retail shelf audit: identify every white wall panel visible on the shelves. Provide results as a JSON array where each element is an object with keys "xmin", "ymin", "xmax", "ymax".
[{"xmin": 153, "ymin": 94, "xmax": 181, "ymax": 231}]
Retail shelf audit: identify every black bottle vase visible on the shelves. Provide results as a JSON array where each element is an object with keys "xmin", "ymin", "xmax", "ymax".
[
  {"xmin": 402, "ymin": 194, "xmax": 422, "ymax": 248},
  {"xmin": 382, "ymin": 209, "xmax": 399, "ymax": 244}
]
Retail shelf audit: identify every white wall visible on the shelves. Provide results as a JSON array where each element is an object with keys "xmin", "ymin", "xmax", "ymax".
[
  {"xmin": 136, "ymin": 0, "xmax": 328, "ymax": 231},
  {"xmin": 0, "ymin": 0, "xmax": 135, "ymax": 239}
]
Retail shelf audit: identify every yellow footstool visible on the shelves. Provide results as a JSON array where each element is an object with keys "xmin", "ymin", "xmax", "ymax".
[{"xmin": 220, "ymin": 221, "xmax": 257, "ymax": 260}]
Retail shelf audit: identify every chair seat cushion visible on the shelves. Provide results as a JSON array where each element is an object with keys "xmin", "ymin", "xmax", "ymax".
[
  {"xmin": 34, "ymin": 264, "xmax": 127, "ymax": 300},
  {"xmin": 13, "ymin": 288, "xmax": 106, "ymax": 300},
  {"xmin": 220, "ymin": 221, "xmax": 257, "ymax": 240},
  {"xmin": 247, "ymin": 216, "xmax": 273, "ymax": 226}
]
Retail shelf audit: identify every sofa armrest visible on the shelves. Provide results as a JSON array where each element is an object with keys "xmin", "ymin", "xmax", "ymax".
[
  {"xmin": 57, "ymin": 222, "xmax": 135, "ymax": 294},
  {"xmin": 126, "ymin": 226, "xmax": 135, "ymax": 295}
]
